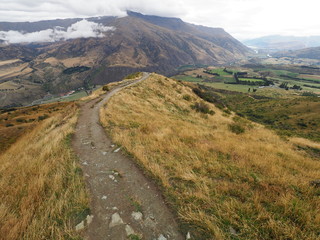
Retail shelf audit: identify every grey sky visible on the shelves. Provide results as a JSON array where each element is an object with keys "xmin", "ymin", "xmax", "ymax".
[{"xmin": 0, "ymin": 0, "xmax": 319, "ymax": 39}]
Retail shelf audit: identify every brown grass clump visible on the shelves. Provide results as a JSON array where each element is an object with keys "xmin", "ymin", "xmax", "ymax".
[
  {"xmin": 101, "ymin": 73, "xmax": 320, "ymax": 240},
  {"xmin": 0, "ymin": 103, "xmax": 88, "ymax": 240}
]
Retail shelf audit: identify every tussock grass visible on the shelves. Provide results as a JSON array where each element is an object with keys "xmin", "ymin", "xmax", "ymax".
[
  {"xmin": 101, "ymin": 74, "xmax": 320, "ymax": 240},
  {"xmin": 0, "ymin": 102, "xmax": 71, "ymax": 153},
  {"xmin": 0, "ymin": 103, "xmax": 88, "ymax": 240}
]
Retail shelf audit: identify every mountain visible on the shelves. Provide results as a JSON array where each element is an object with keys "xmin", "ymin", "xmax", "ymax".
[
  {"xmin": 0, "ymin": 11, "xmax": 250, "ymax": 107},
  {"xmin": 274, "ymin": 46, "xmax": 320, "ymax": 60},
  {"xmin": 243, "ymin": 35, "xmax": 320, "ymax": 51}
]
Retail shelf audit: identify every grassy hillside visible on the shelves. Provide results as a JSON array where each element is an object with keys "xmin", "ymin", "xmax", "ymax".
[
  {"xmin": 101, "ymin": 74, "xmax": 320, "ymax": 240},
  {"xmin": 189, "ymin": 85, "xmax": 320, "ymax": 143},
  {"xmin": 0, "ymin": 102, "xmax": 73, "ymax": 152},
  {"xmin": 0, "ymin": 103, "xmax": 88, "ymax": 240}
]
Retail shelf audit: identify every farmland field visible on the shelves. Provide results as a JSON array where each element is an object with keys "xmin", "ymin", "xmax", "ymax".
[{"xmin": 174, "ymin": 66, "xmax": 320, "ymax": 95}]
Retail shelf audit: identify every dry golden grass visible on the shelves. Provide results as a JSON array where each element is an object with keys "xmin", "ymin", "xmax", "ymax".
[
  {"xmin": 0, "ymin": 63, "xmax": 32, "ymax": 78},
  {"xmin": 0, "ymin": 81, "xmax": 19, "ymax": 90},
  {"xmin": 0, "ymin": 103, "xmax": 88, "ymax": 240},
  {"xmin": 44, "ymin": 57, "xmax": 96, "ymax": 68},
  {"xmin": 101, "ymin": 73, "xmax": 320, "ymax": 240},
  {"xmin": 0, "ymin": 102, "xmax": 72, "ymax": 152},
  {"xmin": 0, "ymin": 59, "xmax": 20, "ymax": 66},
  {"xmin": 290, "ymin": 137, "xmax": 320, "ymax": 149},
  {"xmin": 80, "ymin": 87, "xmax": 106, "ymax": 102}
]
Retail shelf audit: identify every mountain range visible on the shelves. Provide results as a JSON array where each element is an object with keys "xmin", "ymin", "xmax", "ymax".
[
  {"xmin": 273, "ymin": 46, "xmax": 320, "ymax": 60},
  {"xmin": 0, "ymin": 11, "xmax": 250, "ymax": 107},
  {"xmin": 243, "ymin": 35, "xmax": 320, "ymax": 52}
]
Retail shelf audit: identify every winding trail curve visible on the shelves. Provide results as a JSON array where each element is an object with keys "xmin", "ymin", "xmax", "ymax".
[{"xmin": 72, "ymin": 73, "xmax": 184, "ymax": 240}]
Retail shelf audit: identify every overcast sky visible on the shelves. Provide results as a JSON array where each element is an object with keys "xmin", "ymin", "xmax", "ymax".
[{"xmin": 0, "ymin": 0, "xmax": 319, "ymax": 40}]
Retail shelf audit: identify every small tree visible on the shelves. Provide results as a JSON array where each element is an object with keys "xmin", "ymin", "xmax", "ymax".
[{"xmin": 233, "ymin": 73, "xmax": 239, "ymax": 83}]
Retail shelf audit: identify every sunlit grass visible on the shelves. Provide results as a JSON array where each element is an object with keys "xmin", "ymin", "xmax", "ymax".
[
  {"xmin": 101, "ymin": 73, "xmax": 320, "ymax": 240},
  {"xmin": 0, "ymin": 103, "xmax": 88, "ymax": 240}
]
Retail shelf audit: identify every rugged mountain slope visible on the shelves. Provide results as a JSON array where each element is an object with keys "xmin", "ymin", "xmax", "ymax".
[
  {"xmin": 274, "ymin": 46, "xmax": 320, "ymax": 60},
  {"xmin": 127, "ymin": 11, "xmax": 249, "ymax": 56},
  {"xmin": 0, "ymin": 12, "xmax": 250, "ymax": 107}
]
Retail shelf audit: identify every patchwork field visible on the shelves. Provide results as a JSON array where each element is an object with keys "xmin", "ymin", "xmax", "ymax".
[{"xmin": 174, "ymin": 65, "xmax": 320, "ymax": 95}]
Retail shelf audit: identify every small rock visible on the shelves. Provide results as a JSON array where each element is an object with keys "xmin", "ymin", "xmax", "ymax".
[
  {"xmin": 158, "ymin": 234, "xmax": 167, "ymax": 240},
  {"xmin": 186, "ymin": 232, "xmax": 191, "ymax": 239},
  {"xmin": 114, "ymin": 147, "xmax": 121, "ymax": 153},
  {"xmin": 102, "ymin": 151, "xmax": 108, "ymax": 155},
  {"xmin": 110, "ymin": 144, "xmax": 115, "ymax": 148},
  {"xmin": 84, "ymin": 173, "xmax": 90, "ymax": 177},
  {"xmin": 101, "ymin": 195, "xmax": 107, "ymax": 200},
  {"xmin": 310, "ymin": 180, "xmax": 320, "ymax": 188},
  {"xmin": 86, "ymin": 215, "xmax": 93, "ymax": 225},
  {"xmin": 125, "ymin": 225, "xmax": 135, "ymax": 236},
  {"xmin": 82, "ymin": 161, "xmax": 88, "ymax": 166},
  {"xmin": 112, "ymin": 207, "xmax": 118, "ymax": 210},
  {"xmin": 75, "ymin": 221, "xmax": 85, "ymax": 231},
  {"xmin": 145, "ymin": 217, "xmax": 156, "ymax": 228},
  {"xmin": 131, "ymin": 211, "xmax": 143, "ymax": 221},
  {"xmin": 109, "ymin": 175, "xmax": 115, "ymax": 181},
  {"xmin": 229, "ymin": 226, "xmax": 237, "ymax": 235},
  {"xmin": 109, "ymin": 213, "xmax": 124, "ymax": 228}
]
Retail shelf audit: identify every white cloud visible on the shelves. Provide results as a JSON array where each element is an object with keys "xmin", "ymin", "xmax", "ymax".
[
  {"xmin": 0, "ymin": 0, "xmax": 319, "ymax": 39},
  {"xmin": 0, "ymin": 19, "xmax": 115, "ymax": 44}
]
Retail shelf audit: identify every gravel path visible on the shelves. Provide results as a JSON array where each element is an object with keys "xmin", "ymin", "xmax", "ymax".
[{"xmin": 72, "ymin": 73, "xmax": 184, "ymax": 240}]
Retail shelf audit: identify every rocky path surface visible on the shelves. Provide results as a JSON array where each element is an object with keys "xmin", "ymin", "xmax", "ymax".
[{"xmin": 72, "ymin": 73, "xmax": 184, "ymax": 240}]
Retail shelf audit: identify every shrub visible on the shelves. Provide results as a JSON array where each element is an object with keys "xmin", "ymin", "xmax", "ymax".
[
  {"xmin": 62, "ymin": 66, "xmax": 90, "ymax": 74},
  {"xmin": 301, "ymin": 91, "xmax": 318, "ymax": 97},
  {"xmin": 38, "ymin": 114, "xmax": 49, "ymax": 121},
  {"xmin": 191, "ymin": 102, "xmax": 215, "ymax": 115},
  {"xmin": 16, "ymin": 118, "xmax": 25, "ymax": 123},
  {"xmin": 102, "ymin": 85, "xmax": 109, "ymax": 91},
  {"xmin": 124, "ymin": 72, "xmax": 142, "ymax": 80},
  {"xmin": 229, "ymin": 123, "xmax": 245, "ymax": 134},
  {"xmin": 6, "ymin": 123, "xmax": 14, "ymax": 127},
  {"xmin": 183, "ymin": 94, "xmax": 191, "ymax": 101},
  {"xmin": 223, "ymin": 108, "xmax": 231, "ymax": 115}
]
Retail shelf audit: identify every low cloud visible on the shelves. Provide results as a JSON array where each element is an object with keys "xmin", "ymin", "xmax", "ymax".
[
  {"xmin": 0, "ymin": 19, "xmax": 115, "ymax": 44},
  {"xmin": 0, "ymin": 0, "xmax": 319, "ymax": 39}
]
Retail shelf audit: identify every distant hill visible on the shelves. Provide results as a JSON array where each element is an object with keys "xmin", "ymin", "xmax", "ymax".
[
  {"xmin": 243, "ymin": 35, "xmax": 320, "ymax": 51},
  {"xmin": 274, "ymin": 46, "xmax": 320, "ymax": 60},
  {"xmin": 0, "ymin": 11, "xmax": 250, "ymax": 107}
]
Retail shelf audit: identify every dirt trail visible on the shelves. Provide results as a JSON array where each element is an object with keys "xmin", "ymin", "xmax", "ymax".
[{"xmin": 72, "ymin": 73, "xmax": 184, "ymax": 240}]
